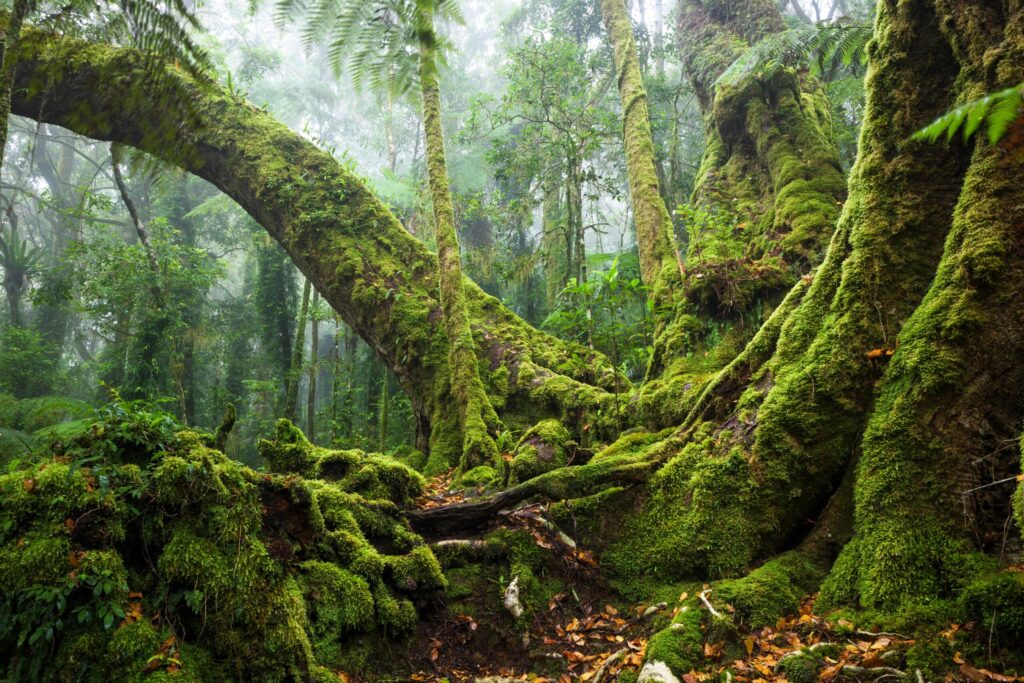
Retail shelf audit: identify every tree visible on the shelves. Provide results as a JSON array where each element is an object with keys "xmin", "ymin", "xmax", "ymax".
[
  {"xmin": 476, "ymin": 35, "xmax": 619, "ymax": 309},
  {"xmin": 269, "ymin": 0, "xmax": 503, "ymax": 467},
  {"xmin": 599, "ymin": 0, "xmax": 680, "ymax": 293}
]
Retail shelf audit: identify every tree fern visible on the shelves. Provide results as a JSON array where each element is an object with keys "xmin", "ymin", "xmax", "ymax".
[
  {"xmin": 715, "ymin": 20, "xmax": 872, "ymax": 88},
  {"xmin": 266, "ymin": 0, "xmax": 463, "ymax": 99},
  {"xmin": 912, "ymin": 83, "xmax": 1023, "ymax": 145}
]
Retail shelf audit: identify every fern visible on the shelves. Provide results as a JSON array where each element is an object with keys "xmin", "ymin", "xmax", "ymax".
[
  {"xmin": 912, "ymin": 83, "xmax": 1024, "ymax": 145},
  {"xmin": 266, "ymin": 0, "xmax": 463, "ymax": 99},
  {"xmin": 716, "ymin": 20, "xmax": 872, "ymax": 88}
]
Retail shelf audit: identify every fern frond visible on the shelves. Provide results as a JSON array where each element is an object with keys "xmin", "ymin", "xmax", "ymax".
[
  {"xmin": 715, "ymin": 21, "xmax": 872, "ymax": 88},
  {"xmin": 912, "ymin": 84, "xmax": 1023, "ymax": 145}
]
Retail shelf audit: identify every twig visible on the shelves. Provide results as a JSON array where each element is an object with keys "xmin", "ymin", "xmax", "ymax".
[
  {"xmin": 699, "ymin": 589, "xmax": 723, "ymax": 619},
  {"xmin": 854, "ymin": 630, "xmax": 910, "ymax": 640},
  {"xmin": 591, "ymin": 648, "xmax": 627, "ymax": 683},
  {"xmin": 841, "ymin": 665, "xmax": 906, "ymax": 679}
]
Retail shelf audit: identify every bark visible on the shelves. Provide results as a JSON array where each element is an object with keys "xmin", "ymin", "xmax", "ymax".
[
  {"xmin": 307, "ymin": 290, "xmax": 319, "ymax": 441},
  {"xmin": 541, "ymin": 185, "xmax": 565, "ymax": 309},
  {"xmin": 600, "ymin": 0, "xmax": 680, "ymax": 293},
  {"xmin": 417, "ymin": 8, "xmax": 501, "ymax": 469},
  {"xmin": 287, "ymin": 277, "xmax": 312, "ymax": 422}
]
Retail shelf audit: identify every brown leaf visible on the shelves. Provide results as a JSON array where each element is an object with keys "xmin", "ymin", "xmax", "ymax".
[{"xmin": 22, "ymin": 479, "xmax": 35, "ymax": 492}]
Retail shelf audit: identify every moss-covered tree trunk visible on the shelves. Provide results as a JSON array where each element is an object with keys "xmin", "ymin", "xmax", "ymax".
[
  {"xmin": 599, "ymin": 0, "xmax": 680, "ymax": 293},
  {"xmin": 417, "ymin": 9, "xmax": 501, "ymax": 469},
  {"xmin": 635, "ymin": 0, "xmax": 848, "ymax": 427},
  {"xmin": 0, "ymin": 0, "xmax": 31, "ymax": 172},
  {"xmin": 287, "ymin": 277, "xmax": 311, "ymax": 422}
]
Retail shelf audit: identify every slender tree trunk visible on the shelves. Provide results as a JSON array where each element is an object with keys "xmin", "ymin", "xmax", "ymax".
[
  {"xmin": 111, "ymin": 144, "xmax": 161, "ymax": 287},
  {"xmin": 600, "ymin": 0, "xmax": 682, "ymax": 310},
  {"xmin": 306, "ymin": 291, "xmax": 319, "ymax": 442},
  {"xmin": 287, "ymin": 277, "xmax": 311, "ymax": 422},
  {"xmin": 32, "ymin": 129, "xmax": 78, "ymax": 351},
  {"xmin": 378, "ymin": 373, "xmax": 389, "ymax": 453},
  {"xmin": 417, "ymin": 9, "xmax": 500, "ymax": 469},
  {"xmin": 541, "ymin": 185, "xmax": 566, "ymax": 309},
  {"xmin": 1, "ymin": 206, "xmax": 24, "ymax": 327},
  {"xmin": 330, "ymin": 316, "xmax": 341, "ymax": 443}
]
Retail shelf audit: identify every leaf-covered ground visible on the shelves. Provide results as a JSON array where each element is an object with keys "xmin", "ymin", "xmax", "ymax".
[{"xmin": 405, "ymin": 471, "xmax": 1024, "ymax": 683}]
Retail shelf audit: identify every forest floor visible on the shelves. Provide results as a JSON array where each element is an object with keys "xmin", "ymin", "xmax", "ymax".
[{"xmin": 400, "ymin": 472, "xmax": 1024, "ymax": 683}]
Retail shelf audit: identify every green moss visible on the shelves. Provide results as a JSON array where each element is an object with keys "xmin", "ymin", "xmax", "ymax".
[
  {"xmin": 644, "ymin": 607, "xmax": 703, "ymax": 674},
  {"xmin": 509, "ymin": 419, "xmax": 573, "ymax": 483},
  {"xmin": 776, "ymin": 651, "xmax": 825, "ymax": 683},
  {"xmin": 714, "ymin": 552, "xmax": 824, "ymax": 627},
  {"xmin": 299, "ymin": 560, "xmax": 374, "ymax": 648},
  {"xmin": 456, "ymin": 464, "xmax": 499, "ymax": 489},
  {"xmin": 260, "ymin": 419, "xmax": 425, "ymax": 506}
]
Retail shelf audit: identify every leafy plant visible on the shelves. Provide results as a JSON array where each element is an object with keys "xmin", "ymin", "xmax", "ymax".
[
  {"xmin": 716, "ymin": 21, "xmax": 872, "ymax": 88},
  {"xmin": 912, "ymin": 83, "xmax": 1023, "ymax": 145},
  {"xmin": 543, "ymin": 254, "xmax": 652, "ymax": 379}
]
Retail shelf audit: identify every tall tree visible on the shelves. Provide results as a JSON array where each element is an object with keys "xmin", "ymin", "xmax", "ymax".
[
  {"xmin": 599, "ymin": 0, "xmax": 682, "ymax": 298},
  {"xmin": 286, "ymin": 277, "xmax": 312, "ymax": 422}
]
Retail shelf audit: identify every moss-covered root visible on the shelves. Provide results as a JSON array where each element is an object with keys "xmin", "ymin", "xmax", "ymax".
[{"xmin": 642, "ymin": 552, "xmax": 827, "ymax": 678}]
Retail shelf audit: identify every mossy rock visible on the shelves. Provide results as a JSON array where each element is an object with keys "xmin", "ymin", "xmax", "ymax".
[
  {"xmin": 509, "ymin": 419, "xmax": 573, "ymax": 483},
  {"xmin": 644, "ymin": 608, "xmax": 703, "ymax": 675},
  {"xmin": 776, "ymin": 651, "xmax": 825, "ymax": 683},
  {"xmin": 0, "ymin": 401, "xmax": 445, "ymax": 681},
  {"xmin": 261, "ymin": 419, "xmax": 425, "ymax": 506},
  {"xmin": 456, "ymin": 464, "xmax": 500, "ymax": 489}
]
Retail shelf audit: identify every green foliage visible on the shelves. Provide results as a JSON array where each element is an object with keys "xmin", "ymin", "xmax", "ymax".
[
  {"xmin": 270, "ymin": 0, "xmax": 464, "ymax": 97},
  {"xmin": 715, "ymin": 21, "xmax": 873, "ymax": 88},
  {"xmin": 0, "ymin": 327, "xmax": 59, "ymax": 398},
  {"xmin": 912, "ymin": 83, "xmax": 1024, "ymax": 145},
  {"xmin": 542, "ymin": 254, "xmax": 653, "ymax": 379}
]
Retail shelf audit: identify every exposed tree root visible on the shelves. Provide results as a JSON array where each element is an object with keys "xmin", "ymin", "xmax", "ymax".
[{"xmin": 407, "ymin": 455, "xmax": 657, "ymax": 534}]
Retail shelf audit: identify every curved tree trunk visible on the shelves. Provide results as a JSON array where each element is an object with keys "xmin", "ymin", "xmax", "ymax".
[{"xmin": 5, "ymin": 25, "xmax": 625, "ymax": 465}]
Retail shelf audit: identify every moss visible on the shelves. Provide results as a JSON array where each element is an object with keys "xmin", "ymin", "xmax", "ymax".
[
  {"xmin": 509, "ymin": 419, "xmax": 573, "ymax": 483},
  {"xmin": 959, "ymin": 571, "xmax": 1024, "ymax": 643},
  {"xmin": 713, "ymin": 552, "xmax": 824, "ymax": 627},
  {"xmin": 261, "ymin": 419, "xmax": 425, "ymax": 506},
  {"xmin": 456, "ymin": 464, "xmax": 499, "ymax": 489},
  {"xmin": 386, "ymin": 545, "xmax": 447, "ymax": 592},
  {"xmin": 299, "ymin": 560, "xmax": 374, "ymax": 646},
  {"xmin": 776, "ymin": 651, "xmax": 825, "ymax": 683},
  {"xmin": 644, "ymin": 607, "xmax": 703, "ymax": 674}
]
